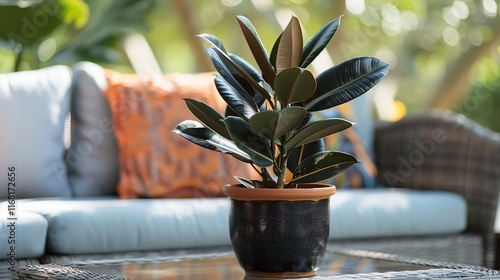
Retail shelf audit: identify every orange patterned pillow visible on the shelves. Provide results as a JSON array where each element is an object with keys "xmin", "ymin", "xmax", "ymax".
[{"xmin": 104, "ymin": 71, "xmax": 255, "ymax": 199}]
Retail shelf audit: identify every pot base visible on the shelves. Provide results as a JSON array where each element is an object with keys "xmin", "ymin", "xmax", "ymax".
[{"xmin": 245, "ymin": 270, "xmax": 316, "ymax": 278}]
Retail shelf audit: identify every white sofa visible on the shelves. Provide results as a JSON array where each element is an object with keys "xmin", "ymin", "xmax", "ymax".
[{"xmin": 0, "ymin": 63, "xmax": 497, "ymax": 277}]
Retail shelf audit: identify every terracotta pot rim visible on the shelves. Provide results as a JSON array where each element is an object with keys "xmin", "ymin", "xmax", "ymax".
[{"xmin": 223, "ymin": 183, "xmax": 336, "ymax": 201}]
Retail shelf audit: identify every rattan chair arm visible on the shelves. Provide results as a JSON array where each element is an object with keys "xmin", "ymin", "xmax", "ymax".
[{"xmin": 373, "ymin": 110, "xmax": 500, "ymax": 268}]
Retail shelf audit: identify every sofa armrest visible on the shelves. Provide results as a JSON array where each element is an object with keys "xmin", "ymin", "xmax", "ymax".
[{"xmin": 373, "ymin": 110, "xmax": 500, "ymax": 268}]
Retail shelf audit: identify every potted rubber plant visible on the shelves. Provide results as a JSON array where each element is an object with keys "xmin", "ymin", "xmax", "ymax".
[{"xmin": 173, "ymin": 15, "xmax": 388, "ymax": 278}]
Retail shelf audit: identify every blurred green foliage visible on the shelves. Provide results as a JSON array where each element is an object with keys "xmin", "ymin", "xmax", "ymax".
[
  {"xmin": 0, "ymin": 0, "xmax": 88, "ymax": 46},
  {"xmin": 456, "ymin": 58, "xmax": 500, "ymax": 132},
  {"xmin": 0, "ymin": 0, "xmax": 156, "ymax": 72}
]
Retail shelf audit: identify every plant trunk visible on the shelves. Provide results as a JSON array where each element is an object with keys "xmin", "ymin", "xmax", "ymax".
[{"xmin": 276, "ymin": 175, "xmax": 285, "ymax": 189}]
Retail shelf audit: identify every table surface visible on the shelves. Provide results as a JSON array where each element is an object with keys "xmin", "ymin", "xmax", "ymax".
[{"xmin": 76, "ymin": 246, "xmax": 500, "ymax": 280}]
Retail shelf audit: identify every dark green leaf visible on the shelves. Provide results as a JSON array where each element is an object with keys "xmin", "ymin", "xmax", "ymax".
[
  {"xmin": 254, "ymin": 93, "xmax": 267, "ymax": 110},
  {"xmin": 224, "ymin": 116, "xmax": 274, "ymax": 167},
  {"xmin": 172, "ymin": 120, "xmax": 251, "ymax": 163},
  {"xmin": 236, "ymin": 15, "xmax": 276, "ymax": 85},
  {"xmin": 229, "ymin": 53, "xmax": 264, "ymax": 84},
  {"xmin": 275, "ymin": 67, "xmax": 316, "ymax": 106},
  {"xmin": 198, "ymin": 33, "xmax": 227, "ymax": 52},
  {"xmin": 305, "ymin": 57, "xmax": 389, "ymax": 111},
  {"xmin": 249, "ymin": 107, "xmax": 306, "ymax": 141},
  {"xmin": 287, "ymin": 139, "xmax": 325, "ymax": 173},
  {"xmin": 291, "ymin": 151, "xmax": 359, "ymax": 183},
  {"xmin": 172, "ymin": 120, "xmax": 218, "ymax": 150},
  {"xmin": 276, "ymin": 16, "xmax": 303, "ymax": 73},
  {"xmin": 293, "ymin": 112, "xmax": 315, "ymax": 131},
  {"xmin": 249, "ymin": 111, "xmax": 278, "ymax": 140},
  {"xmin": 198, "ymin": 34, "xmax": 273, "ymax": 100},
  {"xmin": 284, "ymin": 118, "xmax": 353, "ymax": 151},
  {"xmin": 204, "ymin": 48, "xmax": 249, "ymax": 95},
  {"xmin": 275, "ymin": 107, "xmax": 307, "ymax": 139},
  {"xmin": 215, "ymin": 76, "xmax": 258, "ymax": 120},
  {"xmin": 234, "ymin": 176, "xmax": 256, "ymax": 188},
  {"xmin": 269, "ymin": 33, "xmax": 282, "ymax": 69},
  {"xmin": 300, "ymin": 17, "xmax": 341, "ymax": 68},
  {"xmin": 184, "ymin": 99, "xmax": 231, "ymax": 139},
  {"xmin": 205, "ymin": 140, "xmax": 252, "ymax": 163},
  {"xmin": 229, "ymin": 54, "xmax": 267, "ymax": 99}
]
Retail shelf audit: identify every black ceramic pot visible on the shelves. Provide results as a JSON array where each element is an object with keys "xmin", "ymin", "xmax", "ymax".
[{"xmin": 224, "ymin": 184, "xmax": 335, "ymax": 278}]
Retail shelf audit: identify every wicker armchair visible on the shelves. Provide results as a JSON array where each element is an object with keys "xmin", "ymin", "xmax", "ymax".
[{"xmin": 373, "ymin": 110, "xmax": 500, "ymax": 268}]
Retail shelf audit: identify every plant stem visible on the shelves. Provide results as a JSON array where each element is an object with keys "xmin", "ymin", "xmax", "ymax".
[
  {"xmin": 276, "ymin": 150, "xmax": 288, "ymax": 188},
  {"xmin": 276, "ymin": 175, "xmax": 285, "ymax": 189}
]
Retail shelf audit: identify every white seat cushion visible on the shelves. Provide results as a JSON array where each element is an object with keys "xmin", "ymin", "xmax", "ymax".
[
  {"xmin": 0, "ymin": 211, "xmax": 48, "ymax": 259},
  {"xmin": 14, "ymin": 188, "xmax": 467, "ymax": 255},
  {"xmin": 17, "ymin": 198, "xmax": 230, "ymax": 255},
  {"xmin": 330, "ymin": 188, "xmax": 467, "ymax": 240}
]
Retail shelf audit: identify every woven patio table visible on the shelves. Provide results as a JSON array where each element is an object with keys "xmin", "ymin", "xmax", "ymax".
[{"xmin": 13, "ymin": 245, "xmax": 500, "ymax": 280}]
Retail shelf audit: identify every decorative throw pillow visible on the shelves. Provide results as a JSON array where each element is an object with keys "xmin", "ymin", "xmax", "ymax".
[
  {"xmin": 67, "ymin": 62, "xmax": 120, "ymax": 196},
  {"xmin": 0, "ymin": 66, "xmax": 73, "ymax": 198},
  {"xmin": 320, "ymin": 93, "xmax": 378, "ymax": 189},
  {"xmin": 103, "ymin": 71, "xmax": 255, "ymax": 199}
]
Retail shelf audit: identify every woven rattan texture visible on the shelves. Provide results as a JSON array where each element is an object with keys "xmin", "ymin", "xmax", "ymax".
[
  {"xmin": 16, "ymin": 264, "xmax": 127, "ymax": 280},
  {"xmin": 324, "ymin": 268, "xmax": 500, "ymax": 279},
  {"xmin": 14, "ymin": 247, "xmax": 500, "ymax": 280},
  {"xmin": 0, "ymin": 259, "xmax": 40, "ymax": 280},
  {"xmin": 334, "ymin": 248, "xmax": 498, "ymax": 274},
  {"xmin": 332, "ymin": 234, "xmax": 483, "ymax": 266},
  {"xmin": 39, "ymin": 246, "xmax": 235, "ymax": 267},
  {"xmin": 374, "ymin": 111, "xmax": 500, "ymax": 268},
  {"xmin": 328, "ymin": 247, "xmax": 500, "ymax": 279}
]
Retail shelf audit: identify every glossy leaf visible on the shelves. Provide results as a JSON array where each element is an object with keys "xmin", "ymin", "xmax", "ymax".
[
  {"xmin": 235, "ymin": 176, "xmax": 256, "ymax": 188},
  {"xmin": 198, "ymin": 33, "xmax": 227, "ymax": 53},
  {"xmin": 236, "ymin": 15, "xmax": 276, "ymax": 85},
  {"xmin": 198, "ymin": 34, "xmax": 273, "ymax": 100},
  {"xmin": 261, "ymin": 81, "xmax": 274, "ymax": 104},
  {"xmin": 275, "ymin": 107, "xmax": 307, "ymax": 140},
  {"xmin": 305, "ymin": 57, "xmax": 389, "ymax": 111},
  {"xmin": 254, "ymin": 92, "xmax": 267, "ymax": 110},
  {"xmin": 224, "ymin": 116, "xmax": 274, "ymax": 167},
  {"xmin": 215, "ymin": 75, "xmax": 258, "ymax": 120},
  {"xmin": 229, "ymin": 53, "xmax": 264, "ymax": 85},
  {"xmin": 275, "ymin": 67, "xmax": 316, "ymax": 106},
  {"xmin": 205, "ymin": 48, "xmax": 249, "ymax": 96},
  {"xmin": 172, "ymin": 120, "xmax": 218, "ymax": 150},
  {"xmin": 173, "ymin": 120, "xmax": 251, "ymax": 163},
  {"xmin": 205, "ymin": 139, "xmax": 252, "ymax": 163},
  {"xmin": 224, "ymin": 106, "xmax": 240, "ymax": 119},
  {"xmin": 249, "ymin": 107, "xmax": 306, "ymax": 141},
  {"xmin": 184, "ymin": 98, "xmax": 231, "ymax": 139},
  {"xmin": 286, "ymin": 139, "xmax": 325, "ymax": 173},
  {"xmin": 276, "ymin": 16, "xmax": 303, "ymax": 73},
  {"xmin": 300, "ymin": 17, "xmax": 341, "ymax": 68},
  {"xmin": 248, "ymin": 111, "xmax": 277, "ymax": 140},
  {"xmin": 269, "ymin": 33, "xmax": 282, "ymax": 69},
  {"xmin": 293, "ymin": 112, "xmax": 315, "ymax": 131},
  {"xmin": 284, "ymin": 118, "xmax": 353, "ymax": 151},
  {"xmin": 229, "ymin": 54, "xmax": 267, "ymax": 99},
  {"xmin": 291, "ymin": 151, "xmax": 359, "ymax": 183}
]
